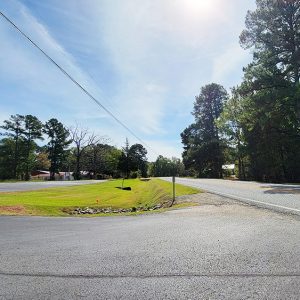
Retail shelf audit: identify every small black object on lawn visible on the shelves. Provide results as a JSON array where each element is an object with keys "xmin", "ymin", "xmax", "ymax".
[
  {"xmin": 115, "ymin": 178, "xmax": 131, "ymax": 191},
  {"xmin": 122, "ymin": 187, "xmax": 131, "ymax": 191}
]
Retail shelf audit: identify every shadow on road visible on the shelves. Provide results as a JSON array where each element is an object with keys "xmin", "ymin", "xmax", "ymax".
[{"xmin": 262, "ymin": 185, "xmax": 300, "ymax": 195}]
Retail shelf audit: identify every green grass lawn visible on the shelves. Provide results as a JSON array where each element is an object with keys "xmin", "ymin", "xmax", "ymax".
[{"xmin": 0, "ymin": 178, "xmax": 199, "ymax": 216}]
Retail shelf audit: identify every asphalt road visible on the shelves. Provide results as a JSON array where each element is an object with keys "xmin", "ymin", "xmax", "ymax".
[
  {"xmin": 0, "ymin": 180, "xmax": 105, "ymax": 192},
  {"xmin": 162, "ymin": 177, "xmax": 300, "ymax": 215},
  {"xmin": 0, "ymin": 201, "xmax": 300, "ymax": 299}
]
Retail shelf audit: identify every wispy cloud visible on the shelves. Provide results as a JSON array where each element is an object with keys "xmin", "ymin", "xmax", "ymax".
[
  {"xmin": 211, "ymin": 43, "xmax": 252, "ymax": 87},
  {"xmin": 0, "ymin": 0, "xmax": 256, "ymax": 160},
  {"xmin": 0, "ymin": 1, "xmax": 102, "ymax": 114}
]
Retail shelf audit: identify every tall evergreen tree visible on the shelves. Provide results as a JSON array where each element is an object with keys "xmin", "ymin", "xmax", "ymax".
[
  {"xmin": 0, "ymin": 138, "xmax": 17, "ymax": 180},
  {"xmin": 0, "ymin": 115, "xmax": 44, "ymax": 180},
  {"xmin": 217, "ymin": 88, "xmax": 249, "ymax": 180},
  {"xmin": 128, "ymin": 143, "xmax": 148, "ymax": 177},
  {"xmin": 0, "ymin": 114, "xmax": 25, "ymax": 179},
  {"xmin": 181, "ymin": 83, "xmax": 228, "ymax": 178},
  {"xmin": 44, "ymin": 118, "xmax": 71, "ymax": 180},
  {"xmin": 118, "ymin": 139, "xmax": 148, "ymax": 178},
  {"xmin": 236, "ymin": 0, "xmax": 300, "ymax": 182},
  {"xmin": 22, "ymin": 115, "xmax": 43, "ymax": 180},
  {"xmin": 240, "ymin": 0, "xmax": 300, "ymax": 84},
  {"xmin": 118, "ymin": 138, "xmax": 130, "ymax": 178}
]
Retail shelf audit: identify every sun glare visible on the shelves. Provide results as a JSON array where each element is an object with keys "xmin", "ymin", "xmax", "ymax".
[{"xmin": 184, "ymin": 0, "xmax": 215, "ymax": 15}]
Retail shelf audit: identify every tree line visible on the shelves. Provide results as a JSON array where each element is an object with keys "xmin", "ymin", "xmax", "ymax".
[
  {"xmin": 0, "ymin": 115, "xmax": 185, "ymax": 180},
  {"xmin": 181, "ymin": 0, "xmax": 300, "ymax": 183},
  {"xmin": 0, "ymin": 115, "xmax": 149, "ymax": 180}
]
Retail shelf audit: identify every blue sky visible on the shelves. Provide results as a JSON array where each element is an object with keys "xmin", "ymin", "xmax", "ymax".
[{"xmin": 0, "ymin": 0, "xmax": 256, "ymax": 160}]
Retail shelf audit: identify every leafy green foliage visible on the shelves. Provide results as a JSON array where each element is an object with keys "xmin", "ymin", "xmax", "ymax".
[
  {"xmin": 149, "ymin": 155, "xmax": 185, "ymax": 177},
  {"xmin": 80, "ymin": 143, "xmax": 122, "ymax": 178}
]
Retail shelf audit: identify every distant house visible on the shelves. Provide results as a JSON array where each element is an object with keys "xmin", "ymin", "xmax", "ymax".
[
  {"xmin": 222, "ymin": 164, "xmax": 235, "ymax": 177},
  {"xmin": 31, "ymin": 170, "xmax": 74, "ymax": 181},
  {"xmin": 31, "ymin": 170, "xmax": 50, "ymax": 180}
]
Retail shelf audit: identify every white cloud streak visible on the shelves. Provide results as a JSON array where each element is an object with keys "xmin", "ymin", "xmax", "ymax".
[
  {"xmin": 0, "ymin": 0, "xmax": 256, "ymax": 160},
  {"xmin": 211, "ymin": 43, "xmax": 251, "ymax": 87}
]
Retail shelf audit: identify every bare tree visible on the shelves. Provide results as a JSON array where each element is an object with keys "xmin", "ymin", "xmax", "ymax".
[{"xmin": 69, "ymin": 125, "xmax": 102, "ymax": 180}]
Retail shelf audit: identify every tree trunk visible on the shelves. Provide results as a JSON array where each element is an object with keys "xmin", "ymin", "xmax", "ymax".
[
  {"xmin": 13, "ymin": 135, "xmax": 19, "ymax": 179},
  {"xmin": 74, "ymin": 146, "xmax": 81, "ymax": 180},
  {"xmin": 50, "ymin": 170, "xmax": 55, "ymax": 181},
  {"xmin": 25, "ymin": 140, "xmax": 31, "ymax": 181}
]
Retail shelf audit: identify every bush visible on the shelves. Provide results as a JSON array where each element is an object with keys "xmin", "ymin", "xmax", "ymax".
[{"xmin": 129, "ymin": 170, "xmax": 142, "ymax": 179}]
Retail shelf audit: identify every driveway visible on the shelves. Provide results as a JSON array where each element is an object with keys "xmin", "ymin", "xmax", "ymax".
[
  {"xmin": 0, "ymin": 180, "xmax": 106, "ymax": 192},
  {"xmin": 162, "ymin": 177, "xmax": 300, "ymax": 215},
  {"xmin": 0, "ymin": 201, "xmax": 300, "ymax": 299}
]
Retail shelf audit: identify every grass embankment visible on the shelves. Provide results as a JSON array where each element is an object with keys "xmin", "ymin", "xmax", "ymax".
[{"xmin": 0, "ymin": 178, "xmax": 199, "ymax": 216}]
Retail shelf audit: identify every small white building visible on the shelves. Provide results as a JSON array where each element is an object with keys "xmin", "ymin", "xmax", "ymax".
[{"xmin": 222, "ymin": 164, "xmax": 235, "ymax": 176}]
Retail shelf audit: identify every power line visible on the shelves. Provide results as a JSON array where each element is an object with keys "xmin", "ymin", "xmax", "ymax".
[{"xmin": 0, "ymin": 10, "xmax": 159, "ymax": 156}]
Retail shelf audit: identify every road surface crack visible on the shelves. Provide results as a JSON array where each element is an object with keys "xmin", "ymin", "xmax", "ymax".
[{"xmin": 1, "ymin": 271, "xmax": 300, "ymax": 279}]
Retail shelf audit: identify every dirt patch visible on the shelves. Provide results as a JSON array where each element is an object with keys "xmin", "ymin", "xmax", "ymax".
[{"xmin": 0, "ymin": 205, "xmax": 26, "ymax": 215}]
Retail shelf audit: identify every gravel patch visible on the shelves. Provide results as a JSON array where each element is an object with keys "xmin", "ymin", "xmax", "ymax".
[{"xmin": 175, "ymin": 192, "xmax": 242, "ymax": 206}]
